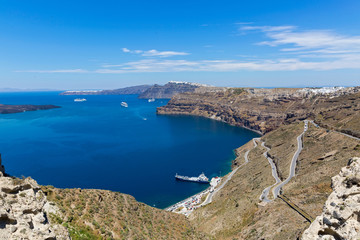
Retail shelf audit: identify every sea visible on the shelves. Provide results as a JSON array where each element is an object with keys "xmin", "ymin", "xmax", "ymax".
[{"xmin": 0, "ymin": 92, "xmax": 260, "ymax": 209}]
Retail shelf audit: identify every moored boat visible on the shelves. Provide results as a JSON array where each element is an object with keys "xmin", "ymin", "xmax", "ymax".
[
  {"xmin": 175, "ymin": 173, "xmax": 209, "ymax": 184},
  {"xmin": 74, "ymin": 98, "xmax": 87, "ymax": 102}
]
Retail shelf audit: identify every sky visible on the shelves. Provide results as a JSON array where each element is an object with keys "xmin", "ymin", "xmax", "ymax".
[{"xmin": 1, "ymin": 0, "xmax": 360, "ymax": 90}]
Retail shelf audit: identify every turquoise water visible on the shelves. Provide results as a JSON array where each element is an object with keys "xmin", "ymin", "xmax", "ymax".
[{"xmin": 0, "ymin": 92, "xmax": 259, "ymax": 208}]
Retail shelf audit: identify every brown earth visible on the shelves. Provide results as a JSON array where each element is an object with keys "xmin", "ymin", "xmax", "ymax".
[
  {"xmin": 189, "ymin": 121, "xmax": 360, "ymax": 239},
  {"xmin": 42, "ymin": 186, "xmax": 208, "ymax": 240}
]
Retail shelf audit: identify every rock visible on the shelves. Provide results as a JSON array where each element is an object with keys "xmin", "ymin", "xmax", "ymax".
[
  {"xmin": 302, "ymin": 157, "xmax": 360, "ymax": 240},
  {"xmin": 0, "ymin": 174, "xmax": 70, "ymax": 239}
]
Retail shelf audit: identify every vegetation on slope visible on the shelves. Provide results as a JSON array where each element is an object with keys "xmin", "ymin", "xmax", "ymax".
[{"xmin": 42, "ymin": 187, "xmax": 206, "ymax": 240}]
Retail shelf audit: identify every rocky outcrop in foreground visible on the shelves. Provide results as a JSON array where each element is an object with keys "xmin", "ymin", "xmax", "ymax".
[
  {"xmin": 302, "ymin": 157, "xmax": 360, "ymax": 240},
  {"xmin": 0, "ymin": 168, "xmax": 69, "ymax": 239}
]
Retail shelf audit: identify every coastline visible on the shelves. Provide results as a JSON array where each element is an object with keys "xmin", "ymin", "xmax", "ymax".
[{"xmin": 156, "ymin": 111, "xmax": 264, "ymax": 136}]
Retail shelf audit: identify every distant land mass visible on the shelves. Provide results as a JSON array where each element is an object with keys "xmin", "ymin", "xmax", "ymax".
[
  {"xmin": 0, "ymin": 104, "xmax": 60, "ymax": 114},
  {"xmin": 60, "ymin": 81, "xmax": 209, "ymax": 99},
  {"xmin": 138, "ymin": 81, "xmax": 207, "ymax": 99},
  {"xmin": 60, "ymin": 84, "xmax": 151, "ymax": 95}
]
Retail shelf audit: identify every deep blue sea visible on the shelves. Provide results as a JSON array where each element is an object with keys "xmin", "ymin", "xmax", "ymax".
[{"xmin": 0, "ymin": 92, "xmax": 259, "ymax": 208}]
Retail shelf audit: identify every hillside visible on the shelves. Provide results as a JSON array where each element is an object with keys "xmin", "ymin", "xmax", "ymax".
[
  {"xmin": 189, "ymin": 120, "xmax": 360, "ymax": 239},
  {"xmin": 42, "ymin": 186, "xmax": 206, "ymax": 240}
]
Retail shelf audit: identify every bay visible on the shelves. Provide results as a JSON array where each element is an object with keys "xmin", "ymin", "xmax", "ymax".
[{"xmin": 0, "ymin": 92, "xmax": 260, "ymax": 208}]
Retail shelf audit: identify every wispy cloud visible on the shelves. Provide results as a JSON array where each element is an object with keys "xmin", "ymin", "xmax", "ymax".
[
  {"xmin": 240, "ymin": 25, "xmax": 360, "ymax": 54},
  {"xmin": 15, "ymin": 69, "xmax": 88, "ymax": 73},
  {"xmin": 16, "ymin": 26, "xmax": 360, "ymax": 74},
  {"xmin": 97, "ymin": 56, "xmax": 360, "ymax": 73},
  {"xmin": 122, "ymin": 48, "xmax": 190, "ymax": 57}
]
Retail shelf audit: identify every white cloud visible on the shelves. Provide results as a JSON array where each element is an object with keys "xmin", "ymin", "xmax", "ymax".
[
  {"xmin": 141, "ymin": 49, "xmax": 189, "ymax": 57},
  {"xmin": 121, "ymin": 48, "xmax": 189, "ymax": 57},
  {"xmin": 122, "ymin": 48, "xmax": 131, "ymax": 53}
]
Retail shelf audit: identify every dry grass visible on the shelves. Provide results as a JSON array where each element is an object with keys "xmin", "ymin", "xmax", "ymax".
[{"xmin": 42, "ymin": 187, "xmax": 208, "ymax": 240}]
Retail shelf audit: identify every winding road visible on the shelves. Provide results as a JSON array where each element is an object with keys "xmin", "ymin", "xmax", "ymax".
[
  {"xmin": 259, "ymin": 120, "xmax": 309, "ymax": 202},
  {"xmin": 201, "ymin": 137, "xmax": 261, "ymax": 205},
  {"xmin": 259, "ymin": 141, "xmax": 281, "ymax": 202},
  {"xmin": 272, "ymin": 120, "xmax": 308, "ymax": 198}
]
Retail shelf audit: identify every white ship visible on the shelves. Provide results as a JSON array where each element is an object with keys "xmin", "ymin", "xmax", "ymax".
[
  {"xmin": 121, "ymin": 102, "xmax": 128, "ymax": 108},
  {"xmin": 148, "ymin": 98, "xmax": 155, "ymax": 103},
  {"xmin": 74, "ymin": 98, "xmax": 87, "ymax": 102},
  {"xmin": 175, "ymin": 173, "xmax": 209, "ymax": 184}
]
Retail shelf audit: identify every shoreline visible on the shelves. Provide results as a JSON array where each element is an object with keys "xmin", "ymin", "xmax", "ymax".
[{"xmin": 156, "ymin": 111, "xmax": 264, "ymax": 136}]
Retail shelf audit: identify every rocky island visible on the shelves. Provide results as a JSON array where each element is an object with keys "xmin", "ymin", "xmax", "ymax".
[{"xmin": 0, "ymin": 104, "xmax": 60, "ymax": 114}]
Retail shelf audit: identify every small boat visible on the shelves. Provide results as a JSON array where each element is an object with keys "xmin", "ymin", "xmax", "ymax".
[
  {"xmin": 74, "ymin": 98, "xmax": 87, "ymax": 102},
  {"xmin": 148, "ymin": 98, "xmax": 155, "ymax": 103},
  {"xmin": 175, "ymin": 173, "xmax": 209, "ymax": 184},
  {"xmin": 121, "ymin": 102, "xmax": 128, "ymax": 108}
]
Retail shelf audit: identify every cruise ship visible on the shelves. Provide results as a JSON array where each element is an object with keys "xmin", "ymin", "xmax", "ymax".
[
  {"xmin": 175, "ymin": 173, "xmax": 209, "ymax": 184},
  {"xmin": 74, "ymin": 98, "xmax": 87, "ymax": 102}
]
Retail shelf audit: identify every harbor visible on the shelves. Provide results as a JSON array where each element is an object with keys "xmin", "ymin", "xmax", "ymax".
[{"xmin": 166, "ymin": 176, "xmax": 221, "ymax": 216}]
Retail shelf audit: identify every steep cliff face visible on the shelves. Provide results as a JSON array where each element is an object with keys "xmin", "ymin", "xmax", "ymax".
[
  {"xmin": 138, "ymin": 82, "xmax": 201, "ymax": 99},
  {"xmin": 157, "ymin": 87, "xmax": 360, "ymax": 134},
  {"xmin": 302, "ymin": 157, "xmax": 360, "ymax": 240}
]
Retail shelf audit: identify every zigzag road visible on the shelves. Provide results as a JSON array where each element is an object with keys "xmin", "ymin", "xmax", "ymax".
[{"xmin": 260, "ymin": 120, "xmax": 308, "ymax": 202}]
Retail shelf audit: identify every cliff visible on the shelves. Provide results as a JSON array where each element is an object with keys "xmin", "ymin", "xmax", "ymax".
[
  {"xmin": 302, "ymin": 157, "xmax": 360, "ymax": 240},
  {"xmin": 157, "ymin": 87, "xmax": 360, "ymax": 135},
  {"xmin": 60, "ymin": 85, "xmax": 151, "ymax": 95},
  {"xmin": 0, "ymin": 104, "xmax": 60, "ymax": 114},
  {"xmin": 138, "ymin": 82, "xmax": 203, "ymax": 99}
]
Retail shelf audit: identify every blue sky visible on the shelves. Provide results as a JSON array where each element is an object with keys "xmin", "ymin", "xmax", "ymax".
[{"xmin": 1, "ymin": 0, "xmax": 360, "ymax": 90}]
